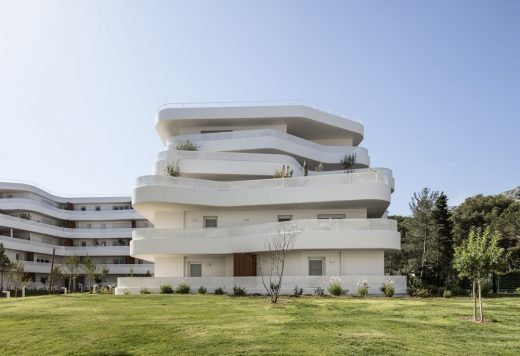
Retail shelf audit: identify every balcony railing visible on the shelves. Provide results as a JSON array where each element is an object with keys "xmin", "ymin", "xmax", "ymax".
[
  {"xmin": 133, "ymin": 218, "xmax": 397, "ymax": 240},
  {"xmin": 0, "ymin": 198, "xmax": 141, "ymax": 220},
  {"xmin": 166, "ymin": 128, "xmax": 367, "ymax": 155},
  {"xmin": 0, "ymin": 235, "xmax": 130, "ymax": 257},
  {"xmin": 21, "ymin": 261, "xmax": 153, "ymax": 274},
  {"xmin": 136, "ymin": 170, "xmax": 393, "ymax": 193},
  {"xmin": 0, "ymin": 214, "xmax": 133, "ymax": 237}
]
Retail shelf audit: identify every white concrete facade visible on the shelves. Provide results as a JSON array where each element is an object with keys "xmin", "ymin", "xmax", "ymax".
[
  {"xmin": 117, "ymin": 103, "xmax": 404, "ymax": 295},
  {"xmin": 0, "ymin": 182, "xmax": 153, "ymax": 290}
]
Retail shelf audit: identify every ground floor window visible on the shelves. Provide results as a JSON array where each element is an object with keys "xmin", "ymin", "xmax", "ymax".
[
  {"xmin": 308, "ymin": 258, "xmax": 324, "ymax": 276},
  {"xmin": 277, "ymin": 215, "xmax": 292, "ymax": 222},
  {"xmin": 203, "ymin": 216, "xmax": 218, "ymax": 228},
  {"xmin": 189, "ymin": 263, "xmax": 202, "ymax": 277},
  {"xmin": 317, "ymin": 214, "xmax": 346, "ymax": 219}
]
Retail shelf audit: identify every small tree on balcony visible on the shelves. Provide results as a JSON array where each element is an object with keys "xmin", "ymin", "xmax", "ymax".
[
  {"xmin": 341, "ymin": 153, "xmax": 356, "ymax": 173},
  {"xmin": 258, "ymin": 222, "xmax": 300, "ymax": 303},
  {"xmin": 175, "ymin": 140, "xmax": 200, "ymax": 151},
  {"xmin": 165, "ymin": 160, "xmax": 181, "ymax": 177}
]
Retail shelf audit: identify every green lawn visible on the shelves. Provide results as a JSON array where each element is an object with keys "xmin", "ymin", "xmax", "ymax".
[{"xmin": 1, "ymin": 294, "xmax": 519, "ymax": 355}]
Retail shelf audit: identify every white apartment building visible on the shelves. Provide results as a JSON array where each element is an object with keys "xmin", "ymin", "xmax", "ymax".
[
  {"xmin": 116, "ymin": 103, "xmax": 406, "ymax": 295},
  {"xmin": 0, "ymin": 181, "xmax": 153, "ymax": 290}
]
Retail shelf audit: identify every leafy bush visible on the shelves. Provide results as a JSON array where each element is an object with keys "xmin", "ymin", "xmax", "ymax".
[
  {"xmin": 443, "ymin": 289, "xmax": 452, "ymax": 298},
  {"xmin": 516, "ymin": 287, "xmax": 520, "ymax": 294},
  {"xmin": 327, "ymin": 277, "xmax": 347, "ymax": 296},
  {"xmin": 451, "ymin": 287, "xmax": 469, "ymax": 297},
  {"xmin": 175, "ymin": 282, "xmax": 191, "ymax": 294},
  {"xmin": 313, "ymin": 287, "xmax": 324, "ymax": 296},
  {"xmin": 380, "ymin": 279, "xmax": 395, "ymax": 297},
  {"xmin": 160, "ymin": 284, "xmax": 174, "ymax": 294},
  {"xmin": 214, "ymin": 287, "xmax": 225, "ymax": 295},
  {"xmin": 175, "ymin": 140, "xmax": 199, "ymax": 151},
  {"xmin": 415, "ymin": 288, "xmax": 432, "ymax": 298},
  {"xmin": 165, "ymin": 160, "xmax": 181, "ymax": 177},
  {"xmin": 357, "ymin": 279, "xmax": 369, "ymax": 298},
  {"xmin": 123, "ymin": 289, "xmax": 129, "ymax": 295},
  {"xmin": 293, "ymin": 285, "xmax": 303, "ymax": 297},
  {"xmin": 140, "ymin": 287, "xmax": 151, "ymax": 295},
  {"xmin": 232, "ymin": 285, "xmax": 247, "ymax": 296},
  {"xmin": 198, "ymin": 286, "xmax": 207, "ymax": 294}
]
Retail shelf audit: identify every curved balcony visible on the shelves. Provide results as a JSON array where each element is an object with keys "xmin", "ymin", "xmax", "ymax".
[
  {"xmin": 0, "ymin": 214, "xmax": 132, "ymax": 239},
  {"xmin": 0, "ymin": 235, "xmax": 129, "ymax": 256},
  {"xmin": 131, "ymin": 218, "xmax": 400, "ymax": 259},
  {"xmin": 156, "ymin": 150, "xmax": 306, "ymax": 178},
  {"xmin": 165, "ymin": 129, "xmax": 370, "ymax": 168},
  {"xmin": 0, "ymin": 198, "xmax": 141, "ymax": 221},
  {"xmin": 133, "ymin": 171, "xmax": 394, "ymax": 218},
  {"xmin": 156, "ymin": 104, "xmax": 364, "ymax": 145},
  {"xmin": 20, "ymin": 261, "xmax": 153, "ymax": 274},
  {"xmin": 0, "ymin": 181, "xmax": 131, "ymax": 205}
]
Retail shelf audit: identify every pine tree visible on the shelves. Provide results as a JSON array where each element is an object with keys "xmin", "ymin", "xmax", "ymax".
[{"xmin": 431, "ymin": 193, "xmax": 454, "ymax": 286}]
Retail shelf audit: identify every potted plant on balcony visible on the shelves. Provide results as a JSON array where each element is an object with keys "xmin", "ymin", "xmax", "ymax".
[
  {"xmin": 165, "ymin": 160, "xmax": 181, "ymax": 177},
  {"xmin": 341, "ymin": 153, "xmax": 356, "ymax": 173}
]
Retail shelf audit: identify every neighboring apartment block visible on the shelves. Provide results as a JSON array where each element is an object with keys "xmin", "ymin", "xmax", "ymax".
[
  {"xmin": 0, "ymin": 182, "xmax": 153, "ymax": 290},
  {"xmin": 116, "ymin": 103, "xmax": 406, "ymax": 294}
]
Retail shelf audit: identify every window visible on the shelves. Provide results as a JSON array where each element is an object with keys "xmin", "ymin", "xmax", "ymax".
[
  {"xmin": 81, "ymin": 242, "xmax": 86, "ymax": 247},
  {"xmin": 200, "ymin": 130, "xmax": 233, "ymax": 134},
  {"xmin": 189, "ymin": 263, "xmax": 202, "ymax": 277},
  {"xmin": 100, "ymin": 223, "xmax": 106, "ymax": 229},
  {"xmin": 81, "ymin": 206, "xmax": 86, "ymax": 211},
  {"xmin": 36, "ymin": 258, "xmax": 50, "ymax": 263},
  {"xmin": 86, "ymin": 223, "xmax": 92, "ymax": 229},
  {"xmin": 95, "ymin": 206, "xmax": 100, "ymax": 211},
  {"xmin": 308, "ymin": 258, "xmax": 324, "ymax": 276},
  {"xmin": 317, "ymin": 214, "xmax": 346, "ymax": 220},
  {"xmin": 277, "ymin": 215, "xmax": 292, "ymax": 222},
  {"xmin": 203, "ymin": 216, "xmax": 217, "ymax": 228}
]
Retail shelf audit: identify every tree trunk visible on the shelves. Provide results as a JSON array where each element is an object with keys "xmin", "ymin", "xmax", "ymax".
[
  {"xmin": 478, "ymin": 281, "xmax": 483, "ymax": 323},
  {"xmin": 420, "ymin": 234, "xmax": 427, "ymax": 281},
  {"xmin": 472, "ymin": 280, "xmax": 477, "ymax": 322}
]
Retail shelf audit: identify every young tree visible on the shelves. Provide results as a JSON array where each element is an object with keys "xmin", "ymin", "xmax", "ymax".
[
  {"xmin": 61, "ymin": 255, "xmax": 81, "ymax": 292},
  {"xmin": 453, "ymin": 227, "xmax": 506, "ymax": 322},
  {"xmin": 408, "ymin": 188, "xmax": 439, "ymax": 283},
  {"xmin": 9, "ymin": 261, "xmax": 30, "ymax": 297},
  {"xmin": 98, "ymin": 265, "xmax": 110, "ymax": 286},
  {"xmin": 82, "ymin": 257, "xmax": 98, "ymax": 293},
  {"xmin": 47, "ymin": 266, "xmax": 61, "ymax": 294},
  {"xmin": 258, "ymin": 222, "xmax": 300, "ymax": 303},
  {"xmin": 0, "ymin": 243, "xmax": 11, "ymax": 291}
]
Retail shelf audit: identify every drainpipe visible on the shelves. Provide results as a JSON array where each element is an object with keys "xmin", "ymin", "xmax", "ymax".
[{"xmin": 339, "ymin": 250, "xmax": 343, "ymax": 275}]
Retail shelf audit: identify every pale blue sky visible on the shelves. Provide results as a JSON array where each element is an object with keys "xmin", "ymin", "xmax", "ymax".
[{"xmin": 1, "ymin": 0, "xmax": 519, "ymax": 215}]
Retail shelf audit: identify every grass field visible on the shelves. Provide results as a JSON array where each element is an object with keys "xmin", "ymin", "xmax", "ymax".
[{"xmin": 1, "ymin": 294, "xmax": 519, "ymax": 355}]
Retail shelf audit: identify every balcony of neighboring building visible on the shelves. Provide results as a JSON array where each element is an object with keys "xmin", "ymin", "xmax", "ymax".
[
  {"xmin": 0, "ymin": 213, "xmax": 133, "ymax": 239},
  {"xmin": 130, "ymin": 218, "xmax": 400, "ymax": 260},
  {"xmin": 20, "ymin": 261, "xmax": 154, "ymax": 275},
  {"xmin": 0, "ymin": 234, "xmax": 130, "ymax": 256}
]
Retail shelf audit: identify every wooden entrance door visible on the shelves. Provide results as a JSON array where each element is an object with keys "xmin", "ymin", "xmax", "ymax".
[{"xmin": 233, "ymin": 253, "xmax": 257, "ymax": 276}]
